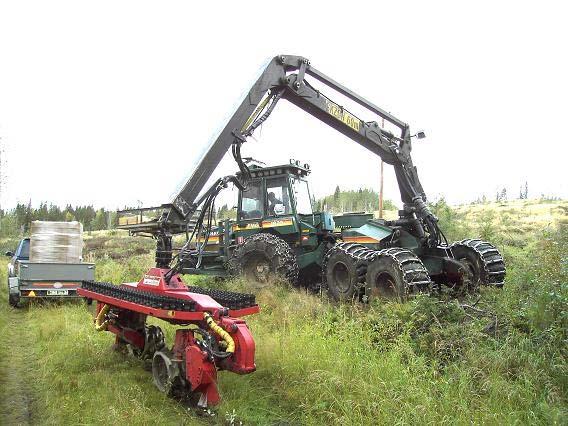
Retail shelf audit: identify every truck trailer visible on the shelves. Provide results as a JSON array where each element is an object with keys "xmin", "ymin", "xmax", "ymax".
[{"xmin": 6, "ymin": 222, "xmax": 95, "ymax": 307}]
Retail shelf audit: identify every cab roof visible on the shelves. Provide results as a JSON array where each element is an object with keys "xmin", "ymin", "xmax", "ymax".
[{"xmin": 242, "ymin": 161, "xmax": 311, "ymax": 179}]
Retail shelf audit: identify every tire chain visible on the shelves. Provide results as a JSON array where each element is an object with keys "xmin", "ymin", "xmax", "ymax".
[
  {"xmin": 322, "ymin": 243, "xmax": 432, "ymax": 295},
  {"xmin": 449, "ymin": 239, "xmax": 506, "ymax": 285},
  {"xmin": 367, "ymin": 247, "xmax": 432, "ymax": 295},
  {"xmin": 228, "ymin": 233, "xmax": 299, "ymax": 283},
  {"xmin": 321, "ymin": 242, "xmax": 370, "ymax": 291}
]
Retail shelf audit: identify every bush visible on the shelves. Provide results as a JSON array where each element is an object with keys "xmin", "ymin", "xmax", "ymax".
[{"xmin": 430, "ymin": 198, "xmax": 471, "ymax": 241}]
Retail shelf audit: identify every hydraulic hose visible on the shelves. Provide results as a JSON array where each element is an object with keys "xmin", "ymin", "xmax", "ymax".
[
  {"xmin": 95, "ymin": 304, "xmax": 110, "ymax": 331},
  {"xmin": 203, "ymin": 312, "xmax": 235, "ymax": 354}
]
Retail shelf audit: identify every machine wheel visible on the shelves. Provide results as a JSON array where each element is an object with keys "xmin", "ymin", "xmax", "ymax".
[
  {"xmin": 365, "ymin": 248, "xmax": 432, "ymax": 300},
  {"xmin": 152, "ymin": 350, "xmax": 182, "ymax": 397},
  {"xmin": 450, "ymin": 239, "xmax": 506, "ymax": 288},
  {"xmin": 129, "ymin": 325, "xmax": 166, "ymax": 360},
  {"xmin": 365, "ymin": 247, "xmax": 432, "ymax": 300},
  {"xmin": 227, "ymin": 233, "xmax": 299, "ymax": 285},
  {"xmin": 323, "ymin": 243, "xmax": 372, "ymax": 301}
]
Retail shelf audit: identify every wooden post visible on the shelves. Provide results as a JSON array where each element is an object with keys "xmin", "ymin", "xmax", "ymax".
[
  {"xmin": 379, "ymin": 160, "xmax": 384, "ymax": 219},
  {"xmin": 378, "ymin": 118, "xmax": 385, "ymax": 219}
]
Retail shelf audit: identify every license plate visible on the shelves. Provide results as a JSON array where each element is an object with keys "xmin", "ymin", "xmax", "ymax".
[{"xmin": 47, "ymin": 289, "xmax": 69, "ymax": 296}]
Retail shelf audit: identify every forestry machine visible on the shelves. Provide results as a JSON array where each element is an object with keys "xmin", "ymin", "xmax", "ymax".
[{"xmin": 117, "ymin": 54, "xmax": 506, "ymax": 302}]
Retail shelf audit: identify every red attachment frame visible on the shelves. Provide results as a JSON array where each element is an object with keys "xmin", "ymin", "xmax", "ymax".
[{"xmin": 78, "ymin": 268, "xmax": 259, "ymax": 407}]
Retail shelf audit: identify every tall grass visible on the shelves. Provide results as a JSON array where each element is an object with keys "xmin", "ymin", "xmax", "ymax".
[{"xmin": 0, "ymin": 201, "xmax": 566, "ymax": 424}]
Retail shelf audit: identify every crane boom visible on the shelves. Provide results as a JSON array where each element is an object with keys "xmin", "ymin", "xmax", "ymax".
[{"xmin": 171, "ymin": 55, "xmax": 427, "ymax": 218}]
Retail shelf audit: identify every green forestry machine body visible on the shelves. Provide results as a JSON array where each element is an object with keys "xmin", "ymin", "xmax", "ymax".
[{"xmin": 117, "ymin": 55, "xmax": 505, "ymax": 300}]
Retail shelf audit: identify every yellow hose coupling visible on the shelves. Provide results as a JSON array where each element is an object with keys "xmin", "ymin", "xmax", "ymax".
[
  {"xmin": 95, "ymin": 304, "xmax": 110, "ymax": 331},
  {"xmin": 204, "ymin": 312, "xmax": 235, "ymax": 353}
]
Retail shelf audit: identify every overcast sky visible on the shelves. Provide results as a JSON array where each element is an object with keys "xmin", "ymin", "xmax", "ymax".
[{"xmin": 0, "ymin": 1, "xmax": 566, "ymax": 211}]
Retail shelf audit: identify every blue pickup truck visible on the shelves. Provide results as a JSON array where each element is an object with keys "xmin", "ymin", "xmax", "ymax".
[{"xmin": 6, "ymin": 238, "xmax": 95, "ymax": 307}]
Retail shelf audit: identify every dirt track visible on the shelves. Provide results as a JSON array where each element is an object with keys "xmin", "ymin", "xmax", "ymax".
[{"xmin": 0, "ymin": 308, "xmax": 36, "ymax": 425}]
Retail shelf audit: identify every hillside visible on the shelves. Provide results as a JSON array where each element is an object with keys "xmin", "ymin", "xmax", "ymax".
[{"xmin": 0, "ymin": 199, "xmax": 566, "ymax": 425}]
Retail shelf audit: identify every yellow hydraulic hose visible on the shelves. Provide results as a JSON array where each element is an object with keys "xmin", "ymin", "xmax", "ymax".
[
  {"xmin": 203, "ymin": 312, "xmax": 235, "ymax": 353},
  {"xmin": 241, "ymin": 94, "xmax": 271, "ymax": 133},
  {"xmin": 95, "ymin": 304, "xmax": 110, "ymax": 331}
]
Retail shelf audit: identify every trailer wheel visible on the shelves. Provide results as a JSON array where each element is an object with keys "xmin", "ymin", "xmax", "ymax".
[
  {"xmin": 365, "ymin": 248, "xmax": 431, "ymax": 301},
  {"xmin": 227, "ymin": 233, "xmax": 299, "ymax": 285},
  {"xmin": 7, "ymin": 276, "xmax": 19, "ymax": 307},
  {"xmin": 323, "ymin": 243, "xmax": 370, "ymax": 301},
  {"xmin": 8, "ymin": 292, "xmax": 20, "ymax": 308}
]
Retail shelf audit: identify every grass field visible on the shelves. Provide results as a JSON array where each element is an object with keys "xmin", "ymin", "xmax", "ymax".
[{"xmin": 0, "ymin": 200, "xmax": 566, "ymax": 425}]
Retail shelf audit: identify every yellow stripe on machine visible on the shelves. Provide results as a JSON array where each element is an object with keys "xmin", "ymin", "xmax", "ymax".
[
  {"xmin": 261, "ymin": 218, "xmax": 293, "ymax": 228},
  {"xmin": 195, "ymin": 235, "xmax": 220, "ymax": 244},
  {"xmin": 232, "ymin": 223, "xmax": 262, "ymax": 232},
  {"xmin": 232, "ymin": 217, "xmax": 294, "ymax": 232}
]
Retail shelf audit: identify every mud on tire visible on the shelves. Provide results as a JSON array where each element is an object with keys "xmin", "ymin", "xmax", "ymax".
[{"xmin": 227, "ymin": 233, "xmax": 299, "ymax": 285}]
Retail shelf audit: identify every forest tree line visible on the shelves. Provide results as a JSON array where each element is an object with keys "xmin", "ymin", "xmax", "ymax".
[
  {"xmin": 315, "ymin": 186, "xmax": 396, "ymax": 213},
  {"xmin": 1, "ymin": 187, "xmax": 395, "ymax": 237},
  {"xmin": 9, "ymin": 183, "xmax": 552, "ymax": 238},
  {"xmin": 0, "ymin": 202, "xmax": 117, "ymax": 237}
]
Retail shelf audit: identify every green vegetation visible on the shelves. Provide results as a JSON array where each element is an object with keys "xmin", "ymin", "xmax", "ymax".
[
  {"xmin": 315, "ymin": 186, "xmax": 397, "ymax": 214},
  {"xmin": 0, "ymin": 203, "xmax": 120, "ymax": 237},
  {"xmin": 1, "ymin": 200, "xmax": 566, "ymax": 425}
]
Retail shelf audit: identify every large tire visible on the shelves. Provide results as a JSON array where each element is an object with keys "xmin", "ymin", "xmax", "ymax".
[
  {"xmin": 450, "ymin": 239, "xmax": 506, "ymax": 288},
  {"xmin": 323, "ymin": 243, "xmax": 372, "ymax": 301},
  {"xmin": 365, "ymin": 248, "xmax": 431, "ymax": 301},
  {"xmin": 227, "ymin": 233, "xmax": 299, "ymax": 285}
]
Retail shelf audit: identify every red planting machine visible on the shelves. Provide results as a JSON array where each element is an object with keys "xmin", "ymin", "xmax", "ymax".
[{"xmin": 78, "ymin": 268, "xmax": 259, "ymax": 408}]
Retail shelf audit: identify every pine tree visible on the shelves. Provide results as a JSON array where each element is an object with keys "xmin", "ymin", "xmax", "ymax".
[
  {"xmin": 94, "ymin": 209, "xmax": 107, "ymax": 230},
  {"xmin": 333, "ymin": 185, "xmax": 340, "ymax": 201},
  {"xmin": 23, "ymin": 200, "xmax": 33, "ymax": 232}
]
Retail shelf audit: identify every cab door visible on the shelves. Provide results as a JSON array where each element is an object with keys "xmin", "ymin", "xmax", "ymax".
[
  {"xmin": 262, "ymin": 176, "xmax": 299, "ymax": 239},
  {"xmin": 234, "ymin": 179, "xmax": 264, "ymax": 239}
]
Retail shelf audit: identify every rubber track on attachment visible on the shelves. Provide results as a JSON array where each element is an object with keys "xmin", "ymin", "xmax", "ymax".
[
  {"xmin": 81, "ymin": 281, "xmax": 256, "ymax": 311},
  {"xmin": 450, "ymin": 239, "xmax": 506, "ymax": 285},
  {"xmin": 187, "ymin": 286, "xmax": 256, "ymax": 310},
  {"xmin": 81, "ymin": 281, "xmax": 197, "ymax": 311}
]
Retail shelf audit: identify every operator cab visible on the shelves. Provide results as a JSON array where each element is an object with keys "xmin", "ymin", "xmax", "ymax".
[{"xmin": 237, "ymin": 160, "xmax": 313, "ymax": 222}]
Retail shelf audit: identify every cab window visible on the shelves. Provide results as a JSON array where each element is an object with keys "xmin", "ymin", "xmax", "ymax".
[
  {"xmin": 240, "ymin": 180, "xmax": 263, "ymax": 219},
  {"xmin": 266, "ymin": 176, "xmax": 292, "ymax": 216},
  {"xmin": 292, "ymin": 178, "xmax": 313, "ymax": 215}
]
